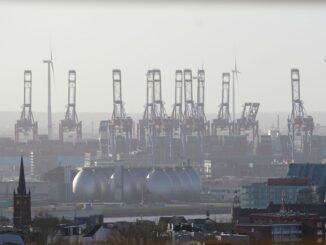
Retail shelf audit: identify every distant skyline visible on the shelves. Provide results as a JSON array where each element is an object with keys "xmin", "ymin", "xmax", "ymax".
[{"xmin": 0, "ymin": 2, "xmax": 325, "ymax": 114}]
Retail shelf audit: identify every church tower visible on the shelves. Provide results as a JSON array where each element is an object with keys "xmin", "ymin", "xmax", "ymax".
[{"xmin": 13, "ymin": 156, "xmax": 31, "ymax": 228}]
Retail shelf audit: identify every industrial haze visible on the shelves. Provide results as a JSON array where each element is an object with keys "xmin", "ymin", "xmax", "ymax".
[
  {"xmin": 2, "ymin": 111, "xmax": 326, "ymax": 137},
  {"xmin": 2, "ymin": 1, "xmax": 326, "ymax": 245}
]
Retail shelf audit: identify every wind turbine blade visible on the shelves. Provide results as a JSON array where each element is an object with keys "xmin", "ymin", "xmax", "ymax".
[{"xmin": 235, "ymin": 59, "xmax": 240, "ymax": 85}]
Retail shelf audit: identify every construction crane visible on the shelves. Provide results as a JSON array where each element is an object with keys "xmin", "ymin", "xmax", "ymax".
[
  {"xmin": 109, "ymin": 69, "xmax": 133, "ymax": 161},
  {"xmin": 287, "ymin": 69, "xmax": 314, "ymax": 162},
  {"xmin": 59, "ymin": 70, "xmax": 82, "ymax": 142},
  {"xmin": 15, "ymin": 70, "xmax": 38, "ymax": 143},
  {"xmin": 212, "ymin": 72, "xmax": 232, "ymax": 135}
]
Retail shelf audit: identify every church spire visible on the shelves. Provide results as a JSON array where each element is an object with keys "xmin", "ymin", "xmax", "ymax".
[
  {"xmin": 13, "ymin": 155, "xmax": 31, "ymax": 228},
  {"xmin": 17, "ymin": 156, "xmax": 26, "ymax": 195}
]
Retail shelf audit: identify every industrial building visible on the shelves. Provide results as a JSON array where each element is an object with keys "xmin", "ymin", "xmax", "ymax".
[
  {"xmin": 233, "ymin": 162, "xmax": 326, "ymax": 244},
  {"xmin": 235, "ymin": 211, "xmax": 326, "ymax": 245},
  {"xmin": 239, "ymin": 163, "xmax": 326, "ymax": 209},
  {"xmin": 240, "ymin": 177, "xmax": 311, "ymax": 209}
]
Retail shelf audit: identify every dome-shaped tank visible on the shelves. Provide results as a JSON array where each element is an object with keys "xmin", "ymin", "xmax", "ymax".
[
  {"xmin": 107, "ymin": 173, "xmax": 117, "ymax": 201},
  {"xmin": 185, "ymin": 167, "xmax": 201, "ymax": 200},
  {"xmin": 123, "ymin": 169, "xmax": 138, "ymax": 202},
  {"xmin": 108, "ymin": 168, "xmax": 137, "ymax": 202},
  {"xmin": 93, "ymin": 167, "xmax": 114, "ymax": 201},
  {"xmin": 129, "ymin": 167, "xmax": 152, "ymax": 202},
  {"xmin": 175, "ymin": 167, "xmax": 193, "ymax": 200},
  {"xmin": 72, "ymin": 168, "xmax": 100, "ymax": 201},
  {"xmin": 164, "ymin": 168, "xmax": 182, "ymax": 200},
  {"xmin": 145, "ymin": 168, "xmax": 173, "ymax": 202}
]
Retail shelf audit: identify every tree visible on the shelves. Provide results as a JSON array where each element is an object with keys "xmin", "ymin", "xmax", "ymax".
[{"xmin": 30, "ymin": 215, "xmax": 60, "ymax": 244}]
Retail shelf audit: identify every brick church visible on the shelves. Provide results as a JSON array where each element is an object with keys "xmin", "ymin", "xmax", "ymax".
[{"xmin": 13, "ymin": 156, "xmax": 31, "ymax": 228}]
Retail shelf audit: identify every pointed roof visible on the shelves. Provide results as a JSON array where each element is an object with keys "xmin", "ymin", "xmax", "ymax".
[{"xmin": 17, "ymin": 156, "xmax": 26, "ymax": 195}]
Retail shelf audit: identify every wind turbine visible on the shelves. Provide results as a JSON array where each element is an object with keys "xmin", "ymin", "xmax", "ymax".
[
  {"xmin": 43, "ymin": 48, "xmax": 55, "ymax": 140},
  {"xmin": 231, "ymin": 57, "xmax": 241, "ymax": 122}
]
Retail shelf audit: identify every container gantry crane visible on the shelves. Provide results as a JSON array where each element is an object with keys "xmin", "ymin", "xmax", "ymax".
[
  {"xmin": 234, "ymin": 102, "xmax": 260, "ymax": 153},
  {"xmin": 212, "ymin": 72, "xmax": 232, "ymax": 135},
  {"xmin": 59, "ymin": 70, "xmax": 82, "ymax": 142},
  {"xmin": 109, "ymin": 69, "xmax": 133, "ymax": 160},
  {"xmin": 15, "ymin": 70, "xmax": 38, "ymax": 143},
  {"xmin": 287, "ymin": 69, "xmax": 314, "ymax": 162}
]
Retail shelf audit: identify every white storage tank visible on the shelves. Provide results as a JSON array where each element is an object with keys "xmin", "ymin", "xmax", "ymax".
[
  {"xmin": 145, "ymin": 168, "xmax": 173, "ymax": 202},
  {"xmin": 129, "ymin": 167, "xmax": 152, "ymax": 201},
  {"xmin": 185, "ymin": 166, "xmax": 201, "ymax": 200},
  {"xmin": 164, "ymin": 168, "xmax": 183, "ymax": 200},
  {"xmin": 72, "ymin": 168, "xmax": 100, "ymax": 201},
  {"xmin": 175, "ymin": 167, "xmax": 193, "ymax": 201},
  {"xmin": 93, "ymin": 167, "xmax": 114, "ymax": 201}
]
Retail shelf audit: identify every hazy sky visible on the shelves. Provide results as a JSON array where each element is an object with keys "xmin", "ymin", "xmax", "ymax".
[{"xmin": 0, "ymin": 2, "xmax": 325, "ymax": 115}]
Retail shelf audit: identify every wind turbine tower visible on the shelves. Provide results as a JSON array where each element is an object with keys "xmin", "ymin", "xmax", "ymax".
[
  {"xmin": 231, "ymin": 58, "xmax": 240, "ymax": 122},
  {"xmin": 43, "ymin": 51, "xmax": 54, "ymax": 140}
]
